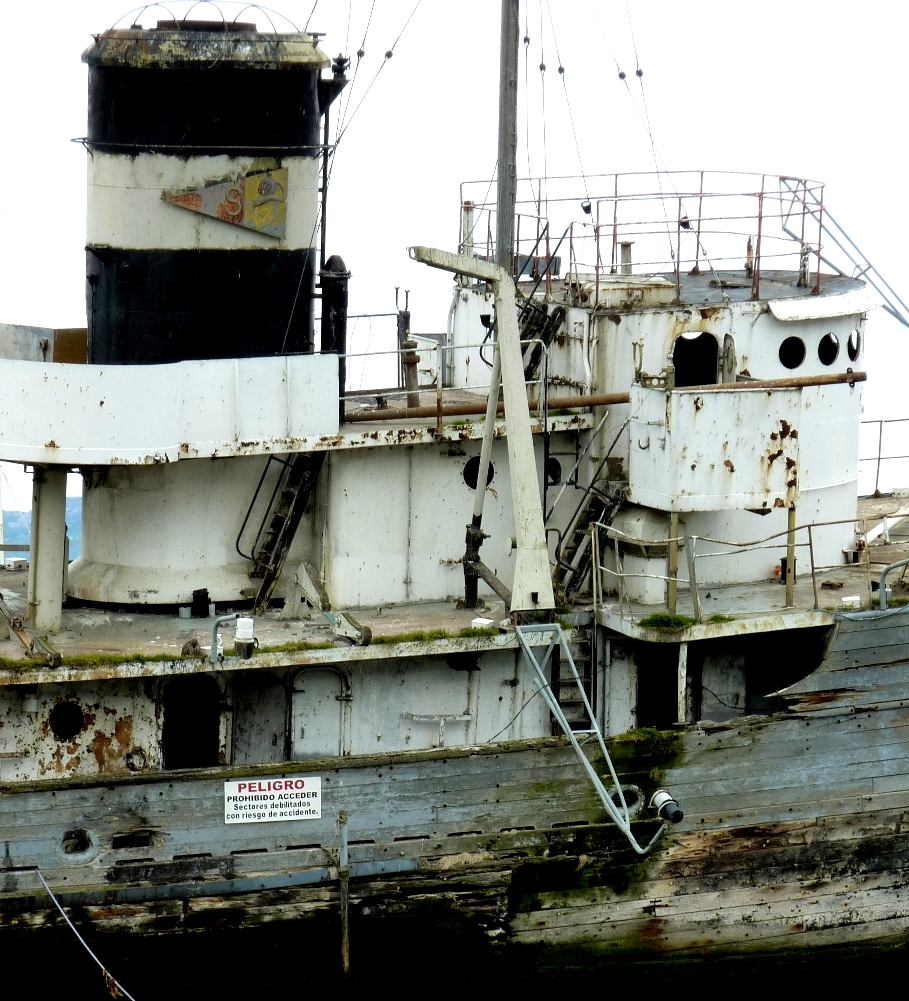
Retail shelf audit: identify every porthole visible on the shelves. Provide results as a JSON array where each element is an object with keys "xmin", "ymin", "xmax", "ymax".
[
  {"xmin": 818, "ymin": 332, "xmax": 839, "ymax": 366},
  {"xmin": 61, "ymin": 829, "xmax": 92, "ymax": 855},
  {"xmin": 608, "ymin": 784, "xmax": 644, "ymax": 819},
  {"xmin": 847, "ymin": 328, "xmax": 861, "ymax": 361},
  {"xmin": 779, "ymin": 336, "xmax": 806, "ymax": 370},
  {"xmin": 49, "ymin": 701, "xmax": 85, "ymax": 741},
  {"xmin": 56, "ymin": 826, "xmax": 99, "ymax": 864},
  {"xmin": 463, "ymin": 456, "xmax": 494, "ymax": 490}
]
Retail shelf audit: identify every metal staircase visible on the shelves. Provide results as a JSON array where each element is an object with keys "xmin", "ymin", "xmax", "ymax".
[
  {"xmin": 555, "ymin": 481, "xmax": 625, "ymax": 602},
  {"xmin": 779, "ymin": 178, "xmax": 909, "ymax": 327},
  {"xmin": 236, "ymin": 452, "xmax": 326, "ymax": 613},
  {"xmin": 515, "ymin": 623, "xmax": 669, "ymax": 855}
]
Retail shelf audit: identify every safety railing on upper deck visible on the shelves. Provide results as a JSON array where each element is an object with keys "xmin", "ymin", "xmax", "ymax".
[
  {"xmin": 458, "ymin": 171, "xmax": 909, "ymax": 324},
  {"xmin": 860, "ymin": 418, "xmax": 909, "ymax": 496},
  {"xmin": 587, "ymin": 510, "xmax": 909, "ymax": 626}
]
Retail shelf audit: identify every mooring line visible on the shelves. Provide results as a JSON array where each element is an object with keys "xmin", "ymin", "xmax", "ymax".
[{"xmin": 33, "ymin": 868, "xmax": 137, "ymax": 1000}]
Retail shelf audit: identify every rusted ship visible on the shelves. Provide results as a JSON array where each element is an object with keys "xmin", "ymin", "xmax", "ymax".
[{"xmin": 2, "ymin": 1, "xmax": 909, "ymax": 981}]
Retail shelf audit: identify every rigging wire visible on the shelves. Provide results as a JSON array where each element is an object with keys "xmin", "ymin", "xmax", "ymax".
[
  {"xmin": 538, "ymin": 0, "xmax": 548, "ymax": 218},
  {"xmin": 546, "ymin": 0, "xmax": 588, "ymax": 202},
  {"xmin": 486, "ymin": 688, "xmax": 544, "ymax": 744},
  {"xmin": 335, "ymin": 0, "xmax": 376, "ymax": 139},
  {"xmin": 303, "ymin": 0, "xmax": 318, "ymax": 31},
  {"xmin": 623, "ymin": 0, "xmax": 673, "ymax": 262},
  {"xmin": 335, "ymin": 0, "xmax": 424, "ymax": 145},
  {"xmin": 283, "ymin": 0, "xmax": 426, "ymax": 349},
  {"xmin": 583, "ymin": 0, "xmax": 675, "ymax": 265},
  {"xmin": 523, "ymin": 12, "xmax": 532, "ymax": 181}
]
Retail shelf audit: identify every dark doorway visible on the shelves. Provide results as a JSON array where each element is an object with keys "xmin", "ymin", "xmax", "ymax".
[
  {"xmin": 162, "ymin": 674, "xmax": 221, "ymax": 770},
  {"xmin": 673, "ymin": 332, "xmax": 718, "ymax": 387},
  {"xmin": 634, "ymin": 643, "xmax": 679, "ymax": 729}
]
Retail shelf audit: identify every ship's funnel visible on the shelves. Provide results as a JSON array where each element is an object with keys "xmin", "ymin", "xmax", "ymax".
[{"xmin": 83, "ymin": 20, "xmax": 337, "ymax": 363}]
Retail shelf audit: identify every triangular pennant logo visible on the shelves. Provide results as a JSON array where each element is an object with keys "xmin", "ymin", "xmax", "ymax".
[{"xmin": 164, "ymin": 168, "xmax": 288, "ymax": 239}]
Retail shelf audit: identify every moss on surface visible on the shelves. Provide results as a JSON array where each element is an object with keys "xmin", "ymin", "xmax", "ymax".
[
  {"xmin": 458, "ymin": 626, "xmax": 499, "ymax": 638},
  {"xmin": 257, "ymin": 640, "xmax": 336, "ymax": 654},
  {"xmin": 371, "ymin": 629, "xmax": 451, "ymax": 645},
  {"xmin": 707, "ymin": 614, "xmax": 736, "ymax": 623},
  {"xmin": 637, "ymin": 613, "xmax": 697, "ymax": 631}
]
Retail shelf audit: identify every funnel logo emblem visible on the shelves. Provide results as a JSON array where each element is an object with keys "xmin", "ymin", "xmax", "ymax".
[{"xmin": 165, "ymin": 168, "xmax": 288, "ymax": 239}]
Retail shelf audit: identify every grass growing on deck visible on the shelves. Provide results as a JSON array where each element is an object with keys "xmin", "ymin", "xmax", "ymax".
[{"xmin": 637, "ymin": 613, "xmax": 697, "ymax": 631}]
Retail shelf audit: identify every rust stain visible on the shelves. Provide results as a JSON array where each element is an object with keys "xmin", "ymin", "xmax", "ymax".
[
  {"xmin": 724, "ymin": 459, "xmax": 735, "ymax": 472},
  {"xmin": 44, "ymin": 440, "xmax": 58, "ymax": 449},
  {"xmin": 767, "ymin": 449, "xmax": 784, "ymax": 464},
  {"xmin": 89, "ymin": 730, "xmax": 113, "ymax": 770}
]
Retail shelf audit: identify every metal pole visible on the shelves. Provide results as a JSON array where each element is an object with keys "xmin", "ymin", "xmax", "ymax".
[
  {"xmin": 667, "ymin": 512, "xmax": 679, "ymax": 614},
  {"xmin": 685, "ymin": 535, "xmax": 702, "ymax": 622},
  {"xmin": 785, "ymin": 506, "xmax": 796, "ymax": 608},
  {"xmin": 875, "ymin": 420, "xmax": 884, "ymax": 497},
  {"xmin": 808, "ymin": 525, "xmax": 819, "ymax": 610},
  {"xmin": 463, "ymin": 0, "xmax": 518, "ymax": 608},
  {"xmin": 320, "ymin": 104, "xmax": 329, "ymax": 273}
]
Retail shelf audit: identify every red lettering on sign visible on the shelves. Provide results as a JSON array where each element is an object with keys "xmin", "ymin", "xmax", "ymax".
[{"xmin": 295, "ymin": 780, "xmax": 305, "ymax": 789}]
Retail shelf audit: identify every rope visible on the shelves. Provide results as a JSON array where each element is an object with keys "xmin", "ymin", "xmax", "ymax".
[
  {"xmin": 33, "ymin": 869, "xmax": 137, "ymax": 1000},
  {"xmin": 303, "ymin": 0, "xmax": 318, "ymax": 30}
]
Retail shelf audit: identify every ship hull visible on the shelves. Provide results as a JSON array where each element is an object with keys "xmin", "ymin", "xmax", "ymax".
[{"xmin": 3, "ymin": 609, "xmax": 909, "ymax": 963}]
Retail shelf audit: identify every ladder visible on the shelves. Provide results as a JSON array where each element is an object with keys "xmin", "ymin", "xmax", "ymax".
[
  {"xmin": 555, "ymin": 481, "xmax": 625, "ymax": 602},
  {"xmin": 237, "ymin": 452, "xmax": 326, "ymax": 613},
  {"xmin": 515, "ymin": 623, "xmax": 669, "ymax": 855}
]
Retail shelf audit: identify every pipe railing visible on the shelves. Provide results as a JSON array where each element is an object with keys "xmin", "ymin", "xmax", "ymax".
[
  {"xmin": 460, "ymin": 171, "xmax": 835, "ymax": 297},
  {"xmin": 860, "ymin": 418, "xmax": 909, "ymax": 496},
  {"xmin": 592, "ymin": 511, "xmax": 901, "ymax": 623}
]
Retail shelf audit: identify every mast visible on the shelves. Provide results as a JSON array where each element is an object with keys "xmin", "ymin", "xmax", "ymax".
[
  {"xmin": 496, "ymin": 0, "xmax": 520, "ymax": 272},
  {"xmin": 461, "ymin": 0, "xmax": 526, "ymax": 609}
]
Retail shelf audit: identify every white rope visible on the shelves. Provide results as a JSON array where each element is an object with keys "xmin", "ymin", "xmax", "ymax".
[{"xmin": 33, "ymin": 869, "xmax": 138, "ymax": 1001}]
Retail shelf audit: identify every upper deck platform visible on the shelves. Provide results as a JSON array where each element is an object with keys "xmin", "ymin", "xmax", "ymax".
[{"xmin": 0, "ymin": 495, "xmax": 905, "ymax": 685}]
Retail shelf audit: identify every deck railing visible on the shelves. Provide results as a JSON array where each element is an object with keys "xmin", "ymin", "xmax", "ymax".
[
  {"xmin": 591, "ymin": 511, "xmax": 907, "ymax": 626},
  {"xmin": 459, "ymin": 170, "xmax": 909, "ymax": 324},
  {"xmin": 860, "ymin": 418, "xmax": 909, "ymax": 496}
]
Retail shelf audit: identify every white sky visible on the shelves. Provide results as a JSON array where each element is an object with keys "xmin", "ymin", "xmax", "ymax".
[{"xmin": 0, "ymin": 0, "xmax": 906, "ymax": 508}]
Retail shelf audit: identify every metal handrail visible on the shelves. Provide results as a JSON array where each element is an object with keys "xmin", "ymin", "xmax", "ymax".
[
  {"xmin": 459, "ymin": 169, "xmax": 895, "ymax": 309},
  {"xmin": 594, "ymin": 512, "xmax": 890, "ymax": 619},
  {"xmin": 860, "ymin": 418, "xmax": 909, "ymax": 496}
]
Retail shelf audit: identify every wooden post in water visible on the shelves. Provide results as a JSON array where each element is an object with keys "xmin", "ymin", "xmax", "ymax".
[{"xmin": 339, "ymin": 810, "xmax": 350, "ymax": 975}]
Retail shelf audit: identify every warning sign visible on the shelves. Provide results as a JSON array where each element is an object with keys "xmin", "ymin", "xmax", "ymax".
[{"xmin": 224, "ymin": 777, "xmax": 322, "ymax": 825}]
